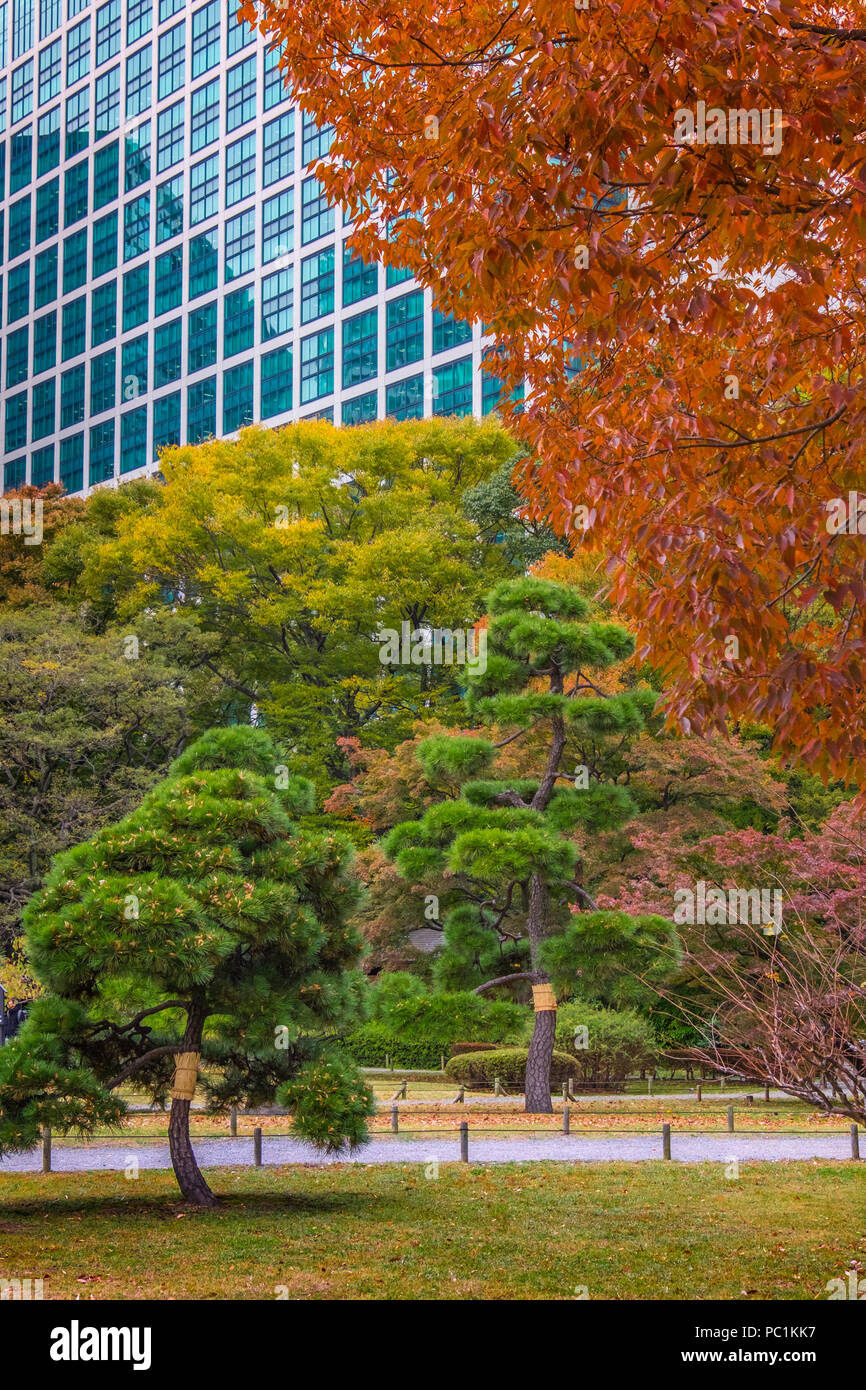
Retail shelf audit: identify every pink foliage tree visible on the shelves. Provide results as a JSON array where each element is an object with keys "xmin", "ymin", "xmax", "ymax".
[{"xmin": 601, "ymin": 804, "xmax": 866, "ymax": 1122}]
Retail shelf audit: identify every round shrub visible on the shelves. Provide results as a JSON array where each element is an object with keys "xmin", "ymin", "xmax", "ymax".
[{"xmin": 445, "ymin": 1047, "xmax": 580, "ymax": 1090}]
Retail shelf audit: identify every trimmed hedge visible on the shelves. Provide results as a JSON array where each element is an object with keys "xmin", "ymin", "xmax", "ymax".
[
  {"xmin": 445, "ymin": 1047, "xmax": 580, "ymax": 1090},
  {"xmin": 339, "ymin": 1023, "xmax": 444, "ymax": 1070},
  {"xmin": 450, "ymin": 1041, "xmax": 499, "ymax": 1056}
]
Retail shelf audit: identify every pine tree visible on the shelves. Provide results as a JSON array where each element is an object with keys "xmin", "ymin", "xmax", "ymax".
[
  {"xmin": 383, "ymin": 578, "xmax": 676, "ymax": 1112},
  {"xmin": 0, "ymin": 726, "xmax": 372, "ymax": 1205}
]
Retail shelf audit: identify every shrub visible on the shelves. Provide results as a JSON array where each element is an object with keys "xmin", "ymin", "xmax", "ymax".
[
  {"xmin": 339, "ymin": 1023, "xmax": 443, "ymax": 1070},
  {"xmin": 445, "ymin": 1047, "xmax": 580, "ymax": 1090},
  {"xmin": 555, "ymin": 1004, "xmax": 658, "ymax": 1088},
  {"xmin": 450, "ymin": 1041, "xmax": 499, "ymax": 1056}
]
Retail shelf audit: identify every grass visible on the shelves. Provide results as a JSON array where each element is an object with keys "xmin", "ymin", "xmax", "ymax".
[{"xmin": 1, "ymin": 1162, "xmax": 864, "ymax": 1299}]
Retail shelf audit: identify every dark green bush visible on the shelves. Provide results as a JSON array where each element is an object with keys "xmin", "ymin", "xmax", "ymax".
[
  {"xmin": 445, "ymin": 1047, "xmax": 580, "ymax": 1090},
  {"xmin": 339, "ymin": 1023, "xmax": 443, "ymax": 1070},
  {"xmin": 450, "ymin": 1041, "xmax": 498, "ymax": 1056}
]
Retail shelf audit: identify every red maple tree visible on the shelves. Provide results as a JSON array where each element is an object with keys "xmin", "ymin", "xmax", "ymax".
[{"xmin": 242, "ymin": 0, "xmax": 866, "ymax": 781}]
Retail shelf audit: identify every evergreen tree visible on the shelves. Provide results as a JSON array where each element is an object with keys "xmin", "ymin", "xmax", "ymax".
[
  {"xmin": 383, "ymin": 578, "xmax": 676, "ymax": 1112},
  {"xmin": 462, "ymin": 453, "xmax": 569, "ymax": 570},
  {"xmin": 0, "ymin": 726, "xmax": 372, "ymax": 1205}
]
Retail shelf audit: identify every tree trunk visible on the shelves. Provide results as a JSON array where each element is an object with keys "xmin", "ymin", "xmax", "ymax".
[
  {"xmin": 525, "ymin": 1002, "xmax": 556, "ymax": 1113},
  {"xmin": 168, "ymin": 1002, "xmax": 216, "ymax": 1207},
  {"xmin": 524, "ymin": 875, "xmax": 555, "ymax": 1113}
]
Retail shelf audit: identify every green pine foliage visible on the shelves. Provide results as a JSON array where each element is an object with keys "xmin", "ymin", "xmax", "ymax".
[
  {"xmin": 367, "ymin": 972, "xmax": 528, "ymax": 1044},
  {"xmin": 383, "ymin": 577, "xmax": 672, "ymax": 997},
  {"xmin": 339, "ymin": 973, "xmax": 529, "ymax": 1067},
  {"xmin": 0, "ymin": 726, "xmax": 374, "ymax": 1191},
  {"xmin": 538, "ymin": 911, "xmax": 679, "ymax": 1009}
]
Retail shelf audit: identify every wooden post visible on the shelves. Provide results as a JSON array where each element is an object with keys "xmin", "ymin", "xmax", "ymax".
[
  {"xmin": 851, "ymin": 1124, "xmax": 860, "ymax": 1161},
  {"xmin": 253, "ymin": 1126, "xmax": 262, "ymax": 1167},
  {"xmin": 745, "ymin": 1094, "xmax": 754, "ymax": 1106},
  {"xmin": 459, "ymin": 1121, "xmax": 469, "ymax": 1162},
  {"xmin": 720, "ymin": 1075, "xmax": 725, "ymax": 1091},
  {"xmin": 727, "ymin": 1105, "xmax": 734, "ymax": 1132},
  {"xmin": 494, "ymin": 1076, "xmax": 501, "ymax": 1097},
  {"xmin": 662, "ymin": 1123, "xmax": 671, "ymax": 1159},
  {"xmin": 391, "ymin": 1104, "xmax": 398, "ymax": 1133},
  {"xmin": 648, "ymin": 1074, "xmax": 653, "ymax": 1096},
  {"xmin": 230, "ymin": 1106, "xmax": 237, "ymax": 1136},
  {"xmin": 696, "ymin": 1083, "xmax": 702, "ymax": 1103},
  {"xmin": 562, "ymin": 1082, "xmax": 568, "ymax": 1104},
  {"xmin": 42, "ymin": 1127, "xmax": 51, "ymax": 1173},
  {"xmin": 400, "ymin": 1080, "xmax": 407, "ymax": 1100},
  {"xmin": 440, "ymin": 1054, "xmax": 446, "ymax": 1072},
  {"xmin": 764, "ymin": 1083, "xmax": 770, "ymax": 1103},
  {"xmin": 457, "ymin": 1085, "xmax": 464, "ymax": 1104},
  {"xmin": 563, "ymin": 1105, "xmax": 570, "ymax": 1135}
]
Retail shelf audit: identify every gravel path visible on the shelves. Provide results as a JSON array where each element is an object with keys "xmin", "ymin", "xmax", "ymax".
[{"xmin": 0, "ymin": 1131, "xmax": 854, "ymax": 1172}]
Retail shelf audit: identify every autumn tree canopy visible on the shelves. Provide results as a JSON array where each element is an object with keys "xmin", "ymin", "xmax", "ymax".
[
  {"xmin": 243, "ymin": 0, "xmax": 866, "ymax": 783},
  {"xmin": 85, "ymin": 417, "xmax": 516, "ymax": 788}
]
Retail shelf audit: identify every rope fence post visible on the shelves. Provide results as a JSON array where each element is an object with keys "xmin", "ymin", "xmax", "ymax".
[
  {"xmin": 391, "ymin": 1104, "xmax": 399, "ymax": 1134},
  {"xmin": 230, "ymin": 1106, "xmax": 237, "ymax": 1137},
  {"xmin": 459, "ymin": 1121, "xmax": 469, "ymax": 1163},
  {"xmin": 727, "ymin": 1105, "xmax": 734, "ymax": 1133},
  {"xmin": 563, "ymin": 1104, "xmax": 570, "ymax": 1135},
  {"xmin": 851, "ymin": 1124, "xmax": 861, "ymax": 1161},
  {"xmin": 440, "ymin": 1054, "xmax": 446, "ymax": 1073},
  {"xmin": 746, "ymin": 1094, "xmax": 754, "ymax": 1106},
  {"xmin": 494, "ymin": 1076, "xmax": 501, "ymax": 1098},
  {"xmin": 42, "ymin": 1126, "xmax": 51, "ymax": 1173},
  {"xmin": 764, "ymin": 1083, "xmax": 770, "ymax": 1103},
  {"xmin": 648, "ymin": 1074, "xmax": 653, "ymax": 1096},
  {"xmin": 696, "ymin": 1083, "xmax": 702, "ymax": 1103},
  {"xmin": 253, "ymin": 1126, "xmax": 262, "ymax": 1167},
  {"xmin": 662, "ymin": 1123, "xmax": 671, "ymax": 1160}
]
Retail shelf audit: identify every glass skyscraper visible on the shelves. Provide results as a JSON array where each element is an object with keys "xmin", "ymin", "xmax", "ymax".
[{"xmin": 0, "ymin": 0, "xmax": 509, "ymax": 497}]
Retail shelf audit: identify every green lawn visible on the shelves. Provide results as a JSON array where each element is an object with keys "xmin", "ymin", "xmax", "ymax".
[{"xmin": 2, "ymin": 1162, "xmax": 863, "ymax": 1300}]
